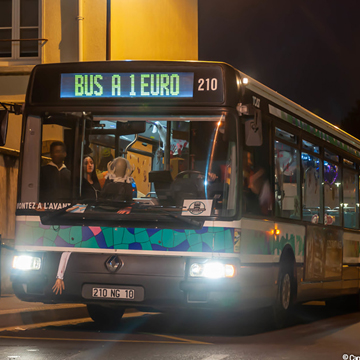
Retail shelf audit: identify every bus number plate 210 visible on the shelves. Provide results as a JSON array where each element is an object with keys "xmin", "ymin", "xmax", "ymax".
[{"xmin": 92, "ymin": 287, "xmax": 135, "ymax": 299}]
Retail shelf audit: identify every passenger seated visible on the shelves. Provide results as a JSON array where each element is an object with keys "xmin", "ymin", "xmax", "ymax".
[
  {"xmin": 82, "ymin": 155, "xmax": 101, "ymax": 200},
  {"xmin": 244, "ymin": 166, "xmax": 271, "ymax": 216},
  {"xmin": 100, "ymin": 157, "xmax": 135, "ymax": 202},
  {"xmin": 40, "ymin": 141, "xmax": 71, "ymax": 203}
]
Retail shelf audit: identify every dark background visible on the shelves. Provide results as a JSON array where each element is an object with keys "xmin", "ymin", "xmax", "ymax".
[{"xmin": 198, "ymin": 0, "xmax": 360, "ymax": 126}]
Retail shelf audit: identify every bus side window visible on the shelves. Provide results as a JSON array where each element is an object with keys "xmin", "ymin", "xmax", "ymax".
[
  {"xmin": 274, "ymin": 141, "xmax": 300, "ymax": 219},
  {"xmin": 324, "ymin": 161, "xmax": 341, "ymax": 226},
  {"xmin": 243, "ymin": 119, "xmax": 272, "ymax": 216},
  {"xmin": 343, "ymin": 168, "xmax": 358, "ymax": 229},
  {"xmin": 302, "ymin": 153, "xmax": 321, "ymax": 223}
]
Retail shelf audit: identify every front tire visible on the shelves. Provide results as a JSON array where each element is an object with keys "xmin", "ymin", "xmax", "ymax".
[
  {"xmin": 272, "ymin": 268, "xmax": 294, "ymax": 328},
  {"xmin": 87, "ymin": 304, "xmax": 125, "ymax": 327}
]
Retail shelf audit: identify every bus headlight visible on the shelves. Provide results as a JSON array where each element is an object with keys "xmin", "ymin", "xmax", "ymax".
[
  {"xmin": 189, "ymin": 262, "xmax": 235, "ymax": 279},
  {"xmin": 12, "ymin": 255, "xmax": 41, "ymax": 271}
]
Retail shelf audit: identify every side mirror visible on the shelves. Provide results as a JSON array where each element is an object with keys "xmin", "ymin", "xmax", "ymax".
[
  {"xmin": 0, "ymin": 110, "xmax": 9, "ymax": 146},
  {"xmin": 118, "ymin": 121, "xmax": 146, "ymax": 135},
  {"xmin": 245, "ymin": 109, "xmax": 263, "ymax": 146}
]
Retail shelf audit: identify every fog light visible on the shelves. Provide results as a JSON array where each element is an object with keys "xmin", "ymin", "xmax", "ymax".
[
  {"xmin": 189, "ymin": 263, "xmax": 204, "ymax": 277},
  {"xmin": 12, "ymin": 255, "xmax": 41, "ymax": 271},
  {"xmin": 190, "ymin": 262, "xmax": 235, "ymax": 279},
  {"xmin": 225, "ymin": 264, "xmax": 235, "ymax": 277}
]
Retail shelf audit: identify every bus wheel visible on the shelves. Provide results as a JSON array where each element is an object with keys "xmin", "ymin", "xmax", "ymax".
[
  {"xmin": 87, "ymin": 304, "xmax": 125, "ymax": 327},
  {"xmin": 272, "ymin": 268, "xmax": 293, "ymax": 328}
]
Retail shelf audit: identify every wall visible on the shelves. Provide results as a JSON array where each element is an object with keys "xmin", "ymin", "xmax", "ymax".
[
  {"xmin": 43, "ymin": 0, "xmax": 107, "ymax": 63},
  {"xmin": 0, "ymin": 152, "xmax": 18, "ymax": 294},
  {"xmin": 83, "ymin": 0, "xmax": 106, "ymax": 61},
  {"xmin": 111, "ymin": 0, "xmax": 198, "ymax": 61},
  {"xmin": 43, "ymin": 0, "xmax": 78, "ymax": 63},
  {"xmin": 0, "ymin": 153, "xmax": 19, "ymax": 239}
]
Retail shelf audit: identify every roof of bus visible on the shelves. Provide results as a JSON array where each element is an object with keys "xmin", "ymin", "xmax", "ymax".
[
  {"xmin": 25, "ymin": 60, "xmax": 360, "ymax": 151},
  {"xmin": 238, "ymin": 70, "xmax": 360, "ymax": 152}
]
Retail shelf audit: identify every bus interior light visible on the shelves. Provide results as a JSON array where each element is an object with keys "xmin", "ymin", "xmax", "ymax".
[
  {"xmin": 189, "ymin": 262, "xmax": 235, "ymax": 279},
  {"xmin": 12, "ymin": 255, "xmax": 41, "ymax": 271}
]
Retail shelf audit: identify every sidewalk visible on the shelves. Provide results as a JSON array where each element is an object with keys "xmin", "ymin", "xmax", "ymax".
[
  {"xmin": 0, "ymin": 294, "xmax": 89, "ymax": 329},
  {"xmin": 0, "ymin": 242, "xmax": 14, "ymax": 295},
  {"xmin": 0, "ymin": 243, "xmax": 89, "ymax": 329}
]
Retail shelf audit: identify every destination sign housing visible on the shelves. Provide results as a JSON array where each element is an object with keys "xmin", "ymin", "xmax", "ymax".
[{"xmin": 60, "ymin": 72, "xmax": 194, "ymax": 98}]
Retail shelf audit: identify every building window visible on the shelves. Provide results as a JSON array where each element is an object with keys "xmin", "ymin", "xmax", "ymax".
[{"xmin": 0, "ymin": 0, "xmax": 40, "ymax": 61}]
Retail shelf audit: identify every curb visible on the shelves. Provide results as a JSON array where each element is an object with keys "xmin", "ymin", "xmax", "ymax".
[{"xmin": 0, "ymin": 304, "xmax": 89, "ymax": 329}]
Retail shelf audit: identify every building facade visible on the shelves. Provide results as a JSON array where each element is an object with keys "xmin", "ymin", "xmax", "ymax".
[{"xmin": 0, "ymin": 0, "xmax": 197, "ymax": 291}]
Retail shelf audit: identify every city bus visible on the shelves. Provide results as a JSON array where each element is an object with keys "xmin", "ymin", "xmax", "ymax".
[{"xmin": 7, "ymin": 60, "xmax": 360, "ymax": 327}]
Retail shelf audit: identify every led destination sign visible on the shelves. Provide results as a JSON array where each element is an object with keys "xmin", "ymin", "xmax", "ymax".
[{"xmin": 60, "ymin": 72, "xmax": 194, "ymax": 99}]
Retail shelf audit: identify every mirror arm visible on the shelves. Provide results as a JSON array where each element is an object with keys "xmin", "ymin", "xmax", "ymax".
[
  {"xmin": 164, "ymin": 121, "xmax": 171, "ymax": 171},
  {"xmin": 124, "ymin": 134, "xmax": 139, "ymax": 157},
  {"xmin": 0, "ymin": 102, "xmax": 23, "ymax": 115}
]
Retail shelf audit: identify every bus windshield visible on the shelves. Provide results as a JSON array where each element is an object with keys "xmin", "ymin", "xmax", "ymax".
[{"xmin": 18, "ymin": 113, "xmax": 238, "ymax": 225}]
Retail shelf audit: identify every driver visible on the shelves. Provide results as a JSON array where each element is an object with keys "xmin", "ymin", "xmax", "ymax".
[{"xmin": 40, "ymin": 141, "xmax": 71, "ymax": 203}]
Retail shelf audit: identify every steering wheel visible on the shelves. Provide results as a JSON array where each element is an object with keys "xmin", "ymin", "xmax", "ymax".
[
  {"xmin": 170, "ymin": 171, "xmax": 205, "ymax": 206},
  {"xmin": 174, "ymin": 170, "xmax": 204, "ymax": 180}
]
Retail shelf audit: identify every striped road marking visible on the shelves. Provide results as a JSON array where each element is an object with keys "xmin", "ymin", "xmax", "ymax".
[
  {"xmin": 0, "ymin": 312, "xmax": 211, "ymax": 345},
  {"xmin": 0, "ymin": 311, "xmax": 149, "ymax": 332}
]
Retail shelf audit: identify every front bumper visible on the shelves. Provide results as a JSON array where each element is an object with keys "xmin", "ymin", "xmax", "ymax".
[{"xmin": 11, "ymin": 252, "xmax": 277, "ymax": 311}]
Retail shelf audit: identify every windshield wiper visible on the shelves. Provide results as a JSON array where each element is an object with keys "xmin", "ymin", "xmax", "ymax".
[
  {"xmin": 141, "ymin": 206, "xmax": 203, "ymax": 228},
  {"xmin": 39, "ymin": 198, "xmax": 130, "ymax": 222},
  {"xmin": 40, "ymin": 200, "xmax": 204, "ymax": 229},
  {"xmin": 39, "ymin": 199, "xmax": 96, "ymax": 223}
]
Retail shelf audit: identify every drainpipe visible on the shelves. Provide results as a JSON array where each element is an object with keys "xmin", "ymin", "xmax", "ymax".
[
  {"xmin": 106, "ymin": 0, "xmax": 111, "ymax": 60},
  {"xmin": 77, "ymin": 0, "xmax": 84, "ymax": 61}
]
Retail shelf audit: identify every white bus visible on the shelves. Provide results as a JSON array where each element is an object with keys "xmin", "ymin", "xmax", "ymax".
[{"xmin": 2, "ymin": 60, "xmax": 358, "ymax": 327}]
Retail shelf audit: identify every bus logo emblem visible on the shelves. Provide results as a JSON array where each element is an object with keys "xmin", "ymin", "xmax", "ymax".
[
  {"xmin": 105, "ymin": 256, "xmax": 122, "ymax": 273},
  {"xmin": 188, "ymin": 201, "xmax": 206, "ymax": 215}
]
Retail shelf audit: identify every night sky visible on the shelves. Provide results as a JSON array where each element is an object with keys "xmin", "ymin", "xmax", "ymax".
[{"xmin": 198, "ymin": 0, "xmax": 360, "ymax": 125}]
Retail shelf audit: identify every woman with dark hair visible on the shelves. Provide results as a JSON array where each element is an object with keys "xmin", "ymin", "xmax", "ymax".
[{"xmin": 82, "ymin": 155, "xmax": 101, "ymax": 199}]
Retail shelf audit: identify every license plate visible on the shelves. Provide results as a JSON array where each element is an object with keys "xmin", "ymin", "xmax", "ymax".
[{"xmin": 92, "ymin": 287, "xmax": 135, "ymax": 299}]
